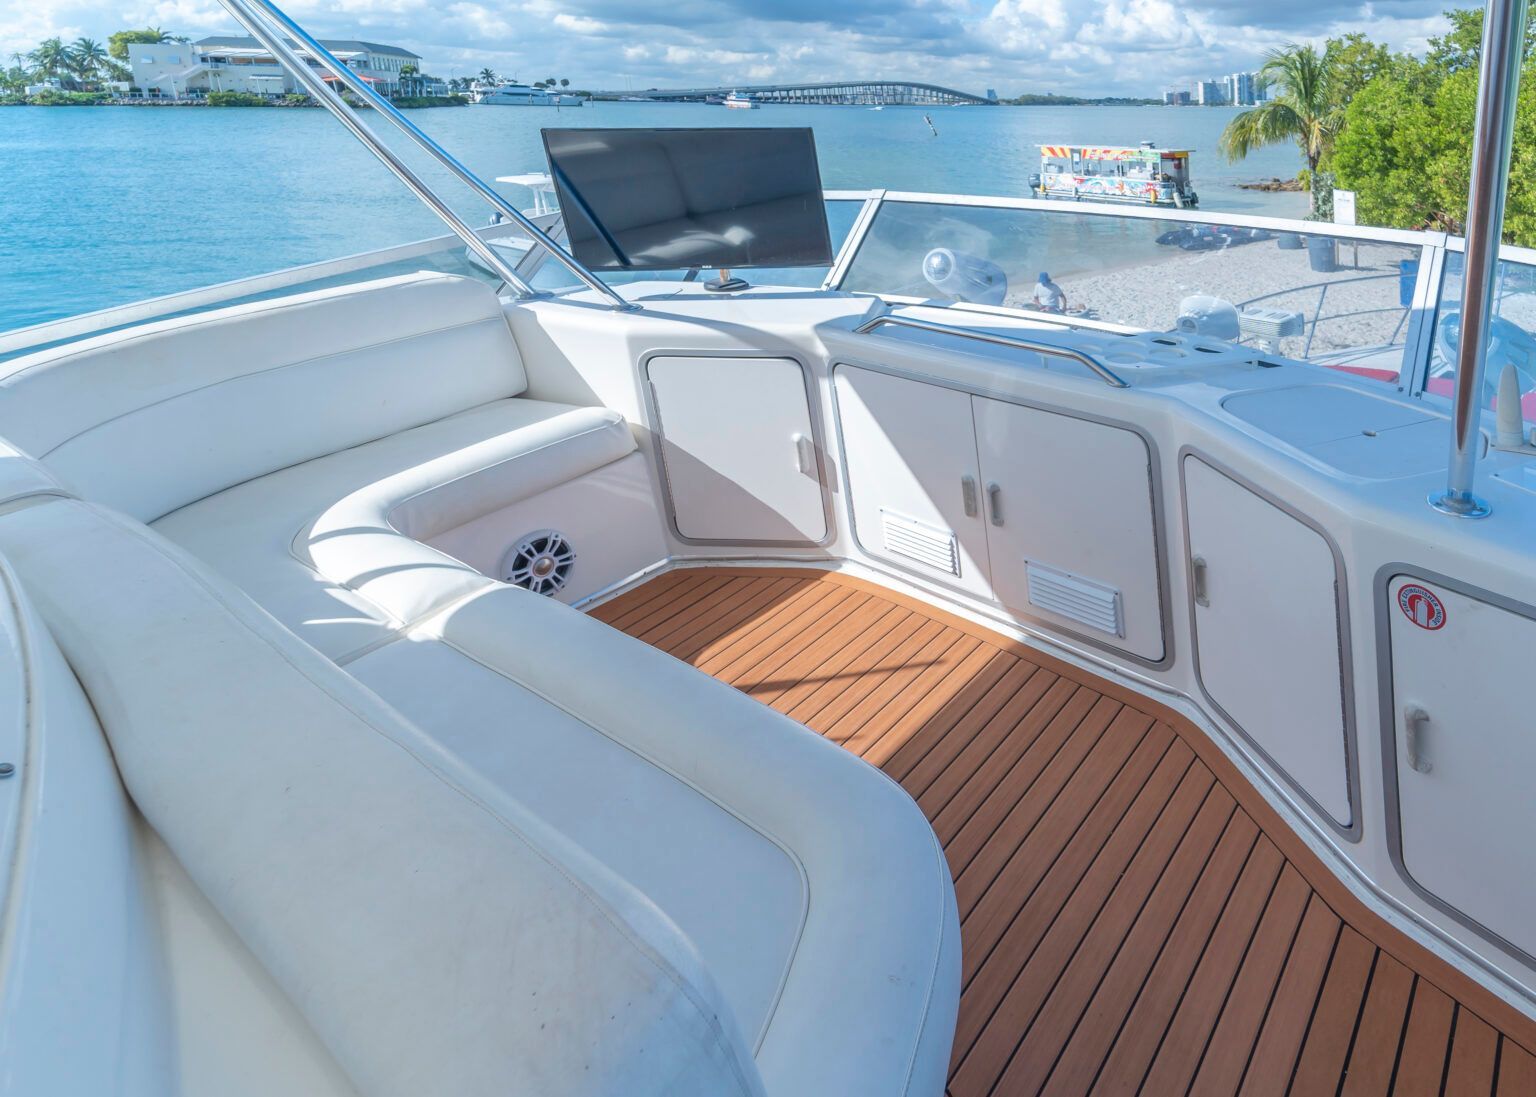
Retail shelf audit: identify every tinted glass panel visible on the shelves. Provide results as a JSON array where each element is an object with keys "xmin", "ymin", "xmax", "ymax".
[{"xmin": 542, "ymin": 128, "xmax": 833, "ymax": 272}]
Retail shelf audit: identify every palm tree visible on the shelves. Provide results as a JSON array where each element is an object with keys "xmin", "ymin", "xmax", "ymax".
[
  {"xmin": 1219, "ymin": 43, "xmax": 1340, "ymax": 215},
  {"xmin": 477, "ymin": 67, "xmax": 497, "ymax": 86},
  {"xmin": 28, "ymin": 38, "xmax": 70, "ymax": 81},
  {"xmin": 69, "ymin": 38, "xmax": 108, "ymax": 89}
]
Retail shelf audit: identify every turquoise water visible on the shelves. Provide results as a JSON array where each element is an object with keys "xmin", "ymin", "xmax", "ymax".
[{"xmin": 0, "ymin": 102, "xmax": 1306, "ymax": 334}]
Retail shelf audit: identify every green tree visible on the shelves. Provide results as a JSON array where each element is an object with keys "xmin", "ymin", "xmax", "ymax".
[
  {"xmin": 1426, "ymin": 6, "xmax": 1536, "ymax": 74},
  {"xmin": 108, "ymin": 27, "xmax": 173, "ymax": 62},
  {"xmin": 1219, "ymin": 43, "xmax": 1341, "ymax": 216},
  {"xmin": 28, "ymin": 38, "xmax": 70, "ymax": 82},
  {"xmin": 68, "ymin": 38, "xmax": 108, "ymax": 88},
  {"xmin": 560, "ymin": 77, "xmax": 570, "ymax": 88},
  {"xmin": 477, "ymin": 67, "xmax": 497, "ymax": 85},
  {"xmin": 1324, "ymin": 32, "xmax": 1396, "ymax": 106}
]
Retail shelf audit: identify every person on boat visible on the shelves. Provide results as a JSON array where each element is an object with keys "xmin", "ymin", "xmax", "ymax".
[{"xmin": 1032, "ymin": 271, "xmax": 1067, "ymax": 313}]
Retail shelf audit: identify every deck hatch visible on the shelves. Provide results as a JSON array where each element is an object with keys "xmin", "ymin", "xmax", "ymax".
[
  {"xmin": 880, "ymin": 509, "xmax": 961, "ymax": 576},
  {"xmin": 1025, "ymin": 561, "xmax": 1123, "ymax": 636}
]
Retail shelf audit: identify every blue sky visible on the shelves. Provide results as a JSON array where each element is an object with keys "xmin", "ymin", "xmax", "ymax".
[{"xmin": 3, "ymin": 0, "xmax": 1456, "ymax": 96}]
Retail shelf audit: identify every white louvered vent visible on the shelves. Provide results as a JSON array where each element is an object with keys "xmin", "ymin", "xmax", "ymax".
[
  {"xmin": 880, "ymin": 509, "xmax": 960, "ymax": 576},
  {"xmin": 1026, "ymin": 562, "xmax": 1123, "ymax": 637}
]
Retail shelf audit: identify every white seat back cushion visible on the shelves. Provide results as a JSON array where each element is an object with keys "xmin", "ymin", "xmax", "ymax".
[
  {"xmin": 0, "ymin": 498, "xmax": 764, "ymax": 1097},
  {"xmin": 0, "ymin": 273, "xmax": 527, "ymax": 522}
]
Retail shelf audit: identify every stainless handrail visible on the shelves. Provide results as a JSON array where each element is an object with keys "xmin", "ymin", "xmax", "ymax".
[
  {"xmin": 240, "ymin": 0, "xmax": 633, "ymax": 312},
  {"xmin": 1430, "ymin": 0, "xmax": 1527, "ymax": 518},
  {"xmin": 855, "ymin": 314, "xmax": 1130, "ymax": 388},
  {"xmin": 213, "ymin": 0, "xmax": 534, "ymax": 298}
]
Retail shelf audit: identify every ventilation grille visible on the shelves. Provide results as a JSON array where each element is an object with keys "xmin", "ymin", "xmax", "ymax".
[
  {"xmin": 1026, "ymin": 562, "xmax": 1123, "ymax": 637},
  {"xmin": 880, "ymin": 510, "xmax": 960, "ymax": 576},
  {"xmin": 500, "ymin": 530, "xmax": 576, "ymax": 596}
]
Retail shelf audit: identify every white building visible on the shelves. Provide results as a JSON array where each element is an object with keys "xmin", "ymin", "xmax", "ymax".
[
  {"xmin": 1224, "ymin": 72, "xmax": 1258, "ymax": 107},
  {"xmin": 127, "ymin": 36, "xmax": 421, "ymax": 98},
  {"xmin": 1195, "ymin": 79, "xmax": 1225, "ymax": 106}
]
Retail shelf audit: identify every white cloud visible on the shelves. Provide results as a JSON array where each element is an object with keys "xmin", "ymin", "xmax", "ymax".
[{"xmin": 0, "ymin": 0, "xmax": 1453, "ymax": 96}]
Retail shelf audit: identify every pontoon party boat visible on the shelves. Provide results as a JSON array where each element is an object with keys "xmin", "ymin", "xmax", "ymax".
[{"xmin": 4, "ymin": 0, "xmax": 1536, "ymax": 1094}]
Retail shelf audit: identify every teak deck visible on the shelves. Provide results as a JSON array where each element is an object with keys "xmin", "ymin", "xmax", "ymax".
[{"xmin": 590, "ymin": 566, "xmax": 1536, "ymax": 1097}]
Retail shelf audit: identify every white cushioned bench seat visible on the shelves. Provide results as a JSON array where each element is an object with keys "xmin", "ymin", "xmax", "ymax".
[
  {"xmin": 154, "ymin": 397, "xmax": 634, "ymax": 661},
  {"xmin": 0, "ymin": 496, "xmax": 767, "ymax": 1097},
  {"xmin": 351, "ymin": 583, "xmax": 962, "ymax": 1097},
  {"xmin": 0, "ymin": 272, "xmax": 534, "ymax": 524}
]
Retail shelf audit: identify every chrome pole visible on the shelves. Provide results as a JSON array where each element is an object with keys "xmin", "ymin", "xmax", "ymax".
[
  {"xmin": 213, "ymin": 0, "xmax": 538, "ymax": 297},
  {"xmin": 1430, "ymin": 0, "xmax": 1529, "ymax": 518},
  {"xmin": 238, "ymin": 0, "xmax": 637, "ymax": 312}
]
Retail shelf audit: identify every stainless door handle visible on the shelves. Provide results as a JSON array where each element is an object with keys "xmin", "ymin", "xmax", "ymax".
[
  {"xmin": 961, "ymin": 475, "xmax": 979, "ymax": 518},
  {"xmin": 1192, "ymin": 555, "xmax": 1209, "ymax": 607},
  {"xmin": 793, "ymin": 433, "xmax": 815, "ymax": 476},
  {"xmin": 986, "ymin": 482, "xmax": 1003, "ymax": 526},
  {"xmin": 1404, "ymin": 705, "xmax": 1433, "ymax": 774}
]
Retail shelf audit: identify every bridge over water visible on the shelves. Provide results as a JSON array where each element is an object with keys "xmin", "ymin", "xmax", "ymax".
[{"xmin": 594, "ymin": 81, "xmax": 997, "ymax": 107}]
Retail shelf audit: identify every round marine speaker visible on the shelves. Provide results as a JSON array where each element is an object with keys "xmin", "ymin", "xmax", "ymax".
[{"xmin": 500, "ymin": 530, "xmax": 576, "ymax": 596}]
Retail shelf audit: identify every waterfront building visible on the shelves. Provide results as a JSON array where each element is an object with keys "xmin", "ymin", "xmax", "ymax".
[
  {"xmin": 1163, "ymin": 88, "xmax": 1192, "ymax": 105},
  {"xmin": 1195, "ymin": 78, "xmax": 1225, "ymax": 105},
  {"xmin": 1224, "ymin": 71, "xmax": 1258, "ymax": 106},
  {"xmin": 126, "ymin": 36, "xmax": 421, "ymax": 98}
]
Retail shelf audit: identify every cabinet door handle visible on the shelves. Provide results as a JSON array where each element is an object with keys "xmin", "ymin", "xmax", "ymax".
[
  {"xmin": 792, "ymin": 433, "xmax": 815, "ymax": 476},
  {"xmin": 1404, "ymin": 705, "xmax": 1433, "ymax": 774},
  {"xmin": 961, "ymin": 475, "xmax": 979, "ymax": 518},
  {"xmin": 986, "ymin": 482, "xmax": 1003, "ymax": 526},
  {"xmin": 1192, "ymin": 555, "xmax": 1210, "ymax": 607}
]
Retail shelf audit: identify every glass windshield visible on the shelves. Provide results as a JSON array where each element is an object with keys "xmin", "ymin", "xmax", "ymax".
[
  {"xmin": 1427, "ymin": 251, "xmax": 1536, "ymax": 425},
  {"xmin": 529, "ymin": 198, "xmax": 864, "ymax": 291},
  {"xmin": 839, "ymin": 200, "xmax": 1422, "ymax": 381}
]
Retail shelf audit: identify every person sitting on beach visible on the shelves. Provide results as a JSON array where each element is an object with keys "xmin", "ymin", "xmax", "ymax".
[{"xmin": 1032, "ymin": 272, "xmax": 1067, "ymax": 313}]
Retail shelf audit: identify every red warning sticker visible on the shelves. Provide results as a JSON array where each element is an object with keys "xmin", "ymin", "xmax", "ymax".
[{"xmin": 1397, "ymin": 584, "xmax": 1447, "ymax": 631}]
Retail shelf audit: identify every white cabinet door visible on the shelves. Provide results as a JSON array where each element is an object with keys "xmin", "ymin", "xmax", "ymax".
[
  {"xmin": 1389, "ymin": 576, "xmax": 1536, "ymax": 959},
  {"xmin": 648, "ymin": 356, "xmax": 825, "ymax": 543},
  {"xmin": 1183, "ymin": 457, "xmax": 1351, "ymax": 826},
  {"xmin": 973, "ymin": 396, "xmax": 1164, "ymax": 663},
  {"xmin": 834, "ymin": 366, "xmax": 991, "ymax": 597}
]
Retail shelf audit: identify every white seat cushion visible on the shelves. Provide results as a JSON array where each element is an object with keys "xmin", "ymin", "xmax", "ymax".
[
  {"xmin": 0, "ymin": 272, "xmax": 530, "ymax": 522},
  {"xmin": 154, "ymin": 399, "xmax": 635, "ymax": 661},
  {"xmin": 0, "ymin": 497, "xmax": 765, "ymax": 1097},
  {"xmin": 355, "ymin": 583, "xmax": 962, "ymax": 1097}
]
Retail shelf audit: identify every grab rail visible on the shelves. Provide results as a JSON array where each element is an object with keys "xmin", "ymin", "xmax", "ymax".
[
  {"xmin": 216, "ymin": 0, "xmax": 637, "ymax": 312},
  {"xmin": 854, "ymin": 314, "xmax": 1130, "ymax": 388}
]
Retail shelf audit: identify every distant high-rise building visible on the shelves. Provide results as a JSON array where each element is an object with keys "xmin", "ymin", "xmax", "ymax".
[
  {"xmin": 986, "ymin": 88, "xmax": 998, "ymax": 101},
  {"xmin": 1224, "ymin": 72, "xmax": 1257, "ymax": 106},
  {"xmin": 1196, "ymin": 79, "xmax": 1225, "ymax": 106},
  {"xmin": 1163, "ymin": 88, "xmax": 1192, "ymax": 105}
]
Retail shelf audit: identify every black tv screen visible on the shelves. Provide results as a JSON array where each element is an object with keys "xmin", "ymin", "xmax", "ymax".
[{"xmin": 541, "ymin": 127, "xmax": 834, "ymax": 272}]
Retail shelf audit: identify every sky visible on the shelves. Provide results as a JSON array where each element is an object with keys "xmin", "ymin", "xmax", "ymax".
[{"xmin": 2, "ymin": 0, "xmax": 1458, "ymax": 97}]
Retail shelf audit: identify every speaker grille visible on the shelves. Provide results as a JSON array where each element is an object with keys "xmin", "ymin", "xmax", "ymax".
[{"xmin": 501, "ymin": 530, "xmax": 576, "ymax": 596}]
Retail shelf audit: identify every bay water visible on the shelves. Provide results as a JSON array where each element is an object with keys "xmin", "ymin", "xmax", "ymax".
[{"xmin": 0, "ymin": 101, "xmax": 1307, "ymax": 334}]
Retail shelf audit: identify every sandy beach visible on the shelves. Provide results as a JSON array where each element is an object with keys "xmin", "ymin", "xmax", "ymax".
[{"xmin": 1011, "ymin": 238, "xmax": 1420, "ymax": 360}]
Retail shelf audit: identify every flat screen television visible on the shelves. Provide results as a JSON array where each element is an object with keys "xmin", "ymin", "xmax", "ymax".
[{"xmin": 541, "ymin": 127, "xmax": 833, "ymax": 273}]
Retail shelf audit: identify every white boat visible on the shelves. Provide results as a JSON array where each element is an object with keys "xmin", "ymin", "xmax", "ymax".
[
  {"xmin": 8, "ymin": 1, "xmax": 1536, "ymax": 1094},
  {"xmin": 723, "ymin": 90, "xmax": 759, "ymax": 109},
  {"xmin": 478, "ymin": 82, "xmax": 582, "ymax": 106}
]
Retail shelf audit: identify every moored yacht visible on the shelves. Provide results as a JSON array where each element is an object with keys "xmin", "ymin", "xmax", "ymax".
[
  {"xmin": 478, "ymin": 82, "xmax": 582, "ymax": 106},
  {"xmin": 5, "ymin": 0, "xmax": 1536, "ymax": 1095},
  {"xmin": 724, "ymin": 90, "xmax": 760, "ymax": 108}
]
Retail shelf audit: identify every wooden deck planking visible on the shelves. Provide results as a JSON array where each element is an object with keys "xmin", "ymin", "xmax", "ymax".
[{"xmin": 594, "ymin": 567, "xmax": 1536, "ymax": 1096}]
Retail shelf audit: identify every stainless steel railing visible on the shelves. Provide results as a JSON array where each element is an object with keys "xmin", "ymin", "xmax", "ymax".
[
  {"xmin": 855, "ymin": 314, "xmax": 1130, "ymax": 388},
  {"xmin": 1430, "ymin": 0, "xmax": 1529, "ymax": 518},
  {"xmin": 214, "ymin": 0, "xmax": 636, "ymax": 312}
]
